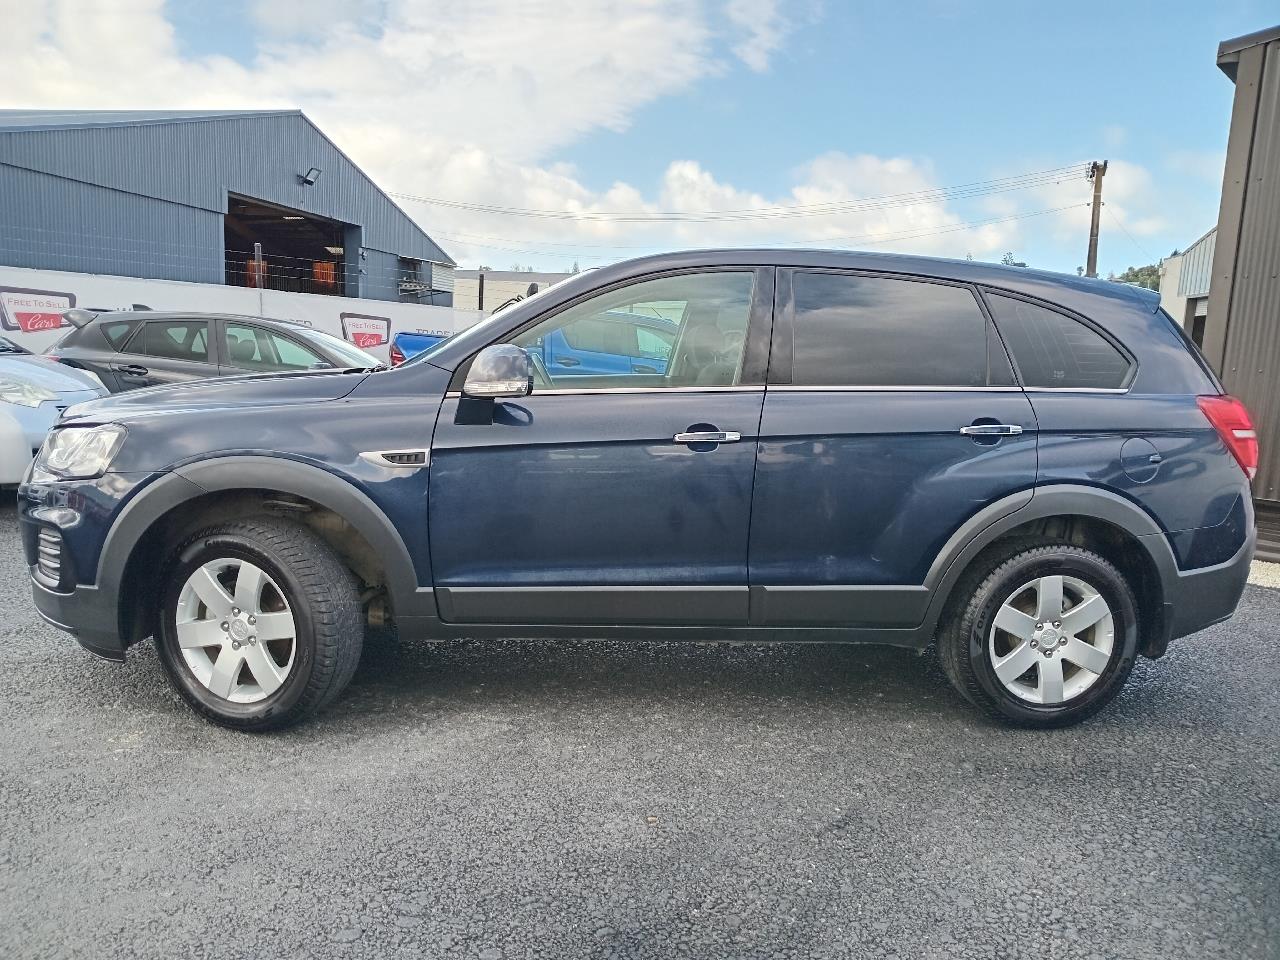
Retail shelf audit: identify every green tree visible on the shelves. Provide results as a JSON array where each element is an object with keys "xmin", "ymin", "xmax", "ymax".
[{"xmin": 1114, "ymin": 263, "xmax": 1160, "ymax": 291}]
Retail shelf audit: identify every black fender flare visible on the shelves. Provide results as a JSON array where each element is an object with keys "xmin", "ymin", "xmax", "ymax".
[
  {"xmin": 918, "ymin": 483, "xmax": 1177, "ymax": 638},
  {"xmin": 100, "ymin": 457, "xmax": 432, "ymax": 630}
]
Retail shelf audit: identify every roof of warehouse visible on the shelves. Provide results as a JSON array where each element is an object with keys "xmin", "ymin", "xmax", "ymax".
[{"xmin": 0, "ymin": 109, "xmax": 303, "ymax": 132}]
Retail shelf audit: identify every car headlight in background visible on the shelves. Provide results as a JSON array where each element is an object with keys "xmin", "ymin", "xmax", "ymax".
[
  {"xmin": 33, "ymin": 425, "xmax": 126, "ymax": 480},
  {"xmin": 0, "ymin": 378, "xmax": 57, "ymax": 408}
]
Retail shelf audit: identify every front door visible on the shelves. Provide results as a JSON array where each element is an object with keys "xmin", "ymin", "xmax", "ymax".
[
  {"xmin": 429, "ymin": 268, "xmax": 773, "ymax": 625},
  {"xmin": 748, "ymin": 269, "xmax": 1039, "ymax": 627}
]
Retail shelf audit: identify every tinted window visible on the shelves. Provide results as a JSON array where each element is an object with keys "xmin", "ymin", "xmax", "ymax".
[
  {"xmin": 141, "ymin": 321, "xmax": 208, "ymax": 362},
  {"xmin": 101, "ymin": 320, "xmax": 134, "ymax": 349},
  {"xmin": 510, "ymin": 272, "xmax": 754, "ymax": 389},
  {"xmin": 225, "ymin": 323, "xmax": 325, "ymax": 371},
  {"xmin": 790, "ymin": 273, "xmax": 998, "ymax": 387},
  {"xmin": 986, "ymin": 294, "xmax": 1131, "ymax": 389}
]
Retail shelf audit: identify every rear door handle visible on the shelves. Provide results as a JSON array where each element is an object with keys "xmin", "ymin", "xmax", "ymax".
[
  {"xmin": 117, "ymin": 364, "xmax": 149, "ymax": 377},
  {"xmin": 960, "ymin": 423, "xmax": 1023, "ymax": 436},
  {"xmin": 674, "ymin": 431, "xmax": 741, "ymax": 444}
]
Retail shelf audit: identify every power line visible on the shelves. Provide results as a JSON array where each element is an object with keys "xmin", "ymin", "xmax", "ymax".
[
  {"xmin": 1103, "ymin": 204, "xmax": 1156, "ymax": 264},
  {"xmin": 432, "ymin": 203, "xmax": 1088, "ymax": 261},
  {"xmin": 392, "ymin": 162, "xmax": 1088, "ymax": 223}
]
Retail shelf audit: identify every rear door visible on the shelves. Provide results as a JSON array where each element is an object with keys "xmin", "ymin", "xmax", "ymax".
[
  {"xmin": 748, "ymin": 269, "xmax": 1038, "ymax": 627},
  {"xmin": 115, "ymin": 318, "xmax": 219, "ymax": 389}
]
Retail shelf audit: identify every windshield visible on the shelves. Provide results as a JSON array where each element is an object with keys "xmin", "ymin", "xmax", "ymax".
[
  {"xmin": 295, "ymin": 327, "xmax": 381, "ymax": 367},
  {"xmin": 0, "ymin": 336, "xmax": 29, "ymax": 354}
]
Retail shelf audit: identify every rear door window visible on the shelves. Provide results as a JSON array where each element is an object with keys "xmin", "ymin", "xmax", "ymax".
[
  {"xmin": 224, "ymin": 323, "xmax": 327, "ymax": 371},
  {"xmin": 985, "ymin": 294, "xmax": 1132, "ymax": 389},
  {"xmin": 138, "ymin": 320, "xmax": 210, "ymax": 362},
  {"xmin": 788, "ymin": 272, "xmax": 1012, "ymax": 387}
]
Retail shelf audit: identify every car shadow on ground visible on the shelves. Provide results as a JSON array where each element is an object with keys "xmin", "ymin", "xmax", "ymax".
[{"xmin": 331, "ymin": 626, "xmax": 970, "ymax": 725}]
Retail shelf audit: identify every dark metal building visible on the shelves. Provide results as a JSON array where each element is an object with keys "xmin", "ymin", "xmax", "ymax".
[
  {"xmin": 0, "ymin": 109, "xmax": 454, "ymax": 305},
  {"xmin": 1206, "ymin": 26, "xmax": 1280, "ymax": 560}
]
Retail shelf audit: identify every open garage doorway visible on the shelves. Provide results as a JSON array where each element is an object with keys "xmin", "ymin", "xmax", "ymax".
[{"xmin": 225, "ymin": 195, "xmax": 350, "ymax": 296}]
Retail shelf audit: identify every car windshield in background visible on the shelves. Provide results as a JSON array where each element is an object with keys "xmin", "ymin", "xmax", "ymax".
[
  {"xmin": 0, "ymin": 336, "xmax": 31, "ymax": 354},
  {"xmin": 294, "ymin": 328, "xmax": 380, "ymax": 367}
]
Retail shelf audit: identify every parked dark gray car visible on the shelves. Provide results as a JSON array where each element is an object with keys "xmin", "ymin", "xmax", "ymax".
[{"xmin": 47, "ymin": 311, "xmax": 380, "ymax": 392}]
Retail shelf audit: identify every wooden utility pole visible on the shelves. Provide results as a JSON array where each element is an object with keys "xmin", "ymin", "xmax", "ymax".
[{"xmin": 1085, "ymin": 160, "xmax": 1108, "ymax": 278}]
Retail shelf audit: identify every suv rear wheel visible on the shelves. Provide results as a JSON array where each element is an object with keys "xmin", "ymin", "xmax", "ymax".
[
  {"xmin": 156, "ymin": 517, "xmax": 364, "ymax": 731},
  {"xmin": 939, "ymin": 544, "xmax": 1139, "ymax": 727}
]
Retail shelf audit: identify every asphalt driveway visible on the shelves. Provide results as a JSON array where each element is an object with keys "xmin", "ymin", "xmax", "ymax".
[{"xmin": 1, "ymin": 503, "xmax": 1276, "ymax": 959}]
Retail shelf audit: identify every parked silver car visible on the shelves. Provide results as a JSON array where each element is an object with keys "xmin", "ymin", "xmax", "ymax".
[{"xmin": 0, "ymin": 337, "xmax": 105, "ymax": 484}]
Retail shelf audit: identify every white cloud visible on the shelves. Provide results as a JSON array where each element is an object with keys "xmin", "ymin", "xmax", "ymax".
[
  {"xmin": 724, "ymin": 0, "xmax": 792, "ymax": 72},
  {"xmin": 0, "ymin": 0, "xmax": 1032, "ymax": 269}
]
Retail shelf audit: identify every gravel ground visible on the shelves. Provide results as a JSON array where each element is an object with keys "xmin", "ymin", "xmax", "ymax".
[{"xmin": 1, "ymin": 503, "xmax": 1277, "ymax": 960}]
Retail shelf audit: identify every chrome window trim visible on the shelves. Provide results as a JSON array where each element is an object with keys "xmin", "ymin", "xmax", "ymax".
[
  {"xmin": 444, "ymin": 385, "xmax": 765, "ymax": 398},
  {"xmin": 765, "ymin": 385, "xmax": 1025, "ymax": 393},
  {"xmin": 1021, "ymin": 386, "xmax": 1134, "ymax": 395},
  {"xmin": 444, "ymin": 384, "xmax": 1135, "ymax": 397}
]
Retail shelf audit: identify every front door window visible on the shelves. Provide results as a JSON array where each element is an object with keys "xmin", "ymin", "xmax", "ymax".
[{"xmin": 509, "ymin": 272, "xmax": 755, "ymax": 388}]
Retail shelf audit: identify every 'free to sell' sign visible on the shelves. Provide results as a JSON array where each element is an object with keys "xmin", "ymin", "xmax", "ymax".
[{"xmin": 0, "ymin": 287, "xmax": 75, "ymax": 332}]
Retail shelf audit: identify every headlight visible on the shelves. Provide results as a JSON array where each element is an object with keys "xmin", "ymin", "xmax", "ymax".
[
  {"xmin": 33, "ymin": 425, "xmax": 126, "ymax": 480},
  {"xmin": 0, "ymin": 377, "xmax": 57, "ymax": 408}
]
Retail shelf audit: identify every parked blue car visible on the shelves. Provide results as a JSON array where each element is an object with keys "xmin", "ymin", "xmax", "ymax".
[
  {"xmin": 390, "ymin": 312, "xmax": 677, "ymax": 375},
  {"xmin": 20, "ymin": 250, "xmax": 1256, "ymax": 731},
  {"xmin": 388, "ymin": 331, "xmax": 446, "ymax": 367}
]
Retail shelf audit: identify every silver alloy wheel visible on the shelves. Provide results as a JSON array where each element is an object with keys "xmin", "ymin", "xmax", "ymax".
[
  {"xmin": 988, "ymin": 574, "xmax": 1115, "ymax": 705},
  {"xmin": 174, "ymin": 558, "xmax": 297, "ymax": 704}
]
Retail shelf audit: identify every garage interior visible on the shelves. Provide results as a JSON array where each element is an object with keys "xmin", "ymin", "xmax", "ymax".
[{"xmin": 224, "ymin": 195, "xmax": 349, "ymax": 296}]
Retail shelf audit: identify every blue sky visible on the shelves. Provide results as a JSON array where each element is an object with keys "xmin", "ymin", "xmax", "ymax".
[{"xmin": 11, "ymin": 1, "xmax": 1278, "ymax": 275}]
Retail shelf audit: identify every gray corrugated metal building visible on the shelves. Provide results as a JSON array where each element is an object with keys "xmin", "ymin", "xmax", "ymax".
[
  {"xmin": 0, "ymin": 109, "xmax": 455, "ymax": 304},
  {"xmin": 1206, "ymin": 25, "xmax": 1280, "ymax": 559}
]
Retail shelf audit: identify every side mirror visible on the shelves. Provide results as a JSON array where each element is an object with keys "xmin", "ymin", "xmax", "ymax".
[{"xmin": 463, "ymin": 344, "xmax": 532, "ymax": 399}]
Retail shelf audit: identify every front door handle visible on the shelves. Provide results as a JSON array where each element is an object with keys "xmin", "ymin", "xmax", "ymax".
[
  {"xmin": 674, "ymin": 430, "xmax": 741, "ymax": 444},
  {"xmin": 117, "ymin": 364, "xmax": 149, "ymax": 377},
  {"xmin": 959, "ymin": 423, "xmax": 1023, "ymax": 436}
]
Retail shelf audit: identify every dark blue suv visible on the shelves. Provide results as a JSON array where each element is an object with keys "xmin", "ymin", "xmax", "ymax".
[{"xmin": 19, "ymin": 250, "xmax": 1258, "ymax": 731}]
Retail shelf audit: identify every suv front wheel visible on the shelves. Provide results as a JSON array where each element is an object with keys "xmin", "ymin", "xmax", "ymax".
[
  {"xmin": 939, "ymin": 544, "xmax": 1140, "ymax": 727},
  {"xmin": 156, "ymin": 517, "xmax": 364, "ymax": 731}
]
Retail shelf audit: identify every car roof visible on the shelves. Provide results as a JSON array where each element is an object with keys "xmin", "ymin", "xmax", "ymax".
[
  {"xmin": 591, "ymin": 248, "xmax": 1160, "ymax": 310},
  {"xmin": 87, "ymin": 311, "xmax": 305, "ymax": 329}
]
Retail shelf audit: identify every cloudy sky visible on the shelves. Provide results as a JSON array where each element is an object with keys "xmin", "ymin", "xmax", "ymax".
[{"xmin": 2, "ymin": 0, "xmax": 1272, "ymax": 274}]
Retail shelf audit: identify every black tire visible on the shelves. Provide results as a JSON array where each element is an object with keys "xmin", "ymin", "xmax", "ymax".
[
  {"xmin": 156, "ymin": 517, "xmax": 364, "ymax": 731},
  {"xmin": 938, "ymin": 543, "xmax": 1139, "ymax": 728}
]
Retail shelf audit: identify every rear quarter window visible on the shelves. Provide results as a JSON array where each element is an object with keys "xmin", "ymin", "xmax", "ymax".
[
  {"xmin": 100, "ymin": 320, "xmax": 136, "ymax": 350},
  {"xmin": 985, "ymin": 294, "xmax": 1132, "ymax": 390}
]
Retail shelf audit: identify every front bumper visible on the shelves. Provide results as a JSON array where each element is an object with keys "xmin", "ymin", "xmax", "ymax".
[
  {"xmin": 20, "ymin": 469, "xmax": 189, "ymax": 661},
  {"xmin": 29, "ymin": 576, "xmax": 125, "ymax": 661}
]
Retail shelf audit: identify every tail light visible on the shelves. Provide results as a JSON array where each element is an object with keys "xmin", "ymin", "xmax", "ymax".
[
  {"xmin": 389, "ymin": 342, "xmax": 406, "ymax": 367},
  {"xmin": 1197, "ymin": 394, "xmax": 1259, "ymax": 480}
]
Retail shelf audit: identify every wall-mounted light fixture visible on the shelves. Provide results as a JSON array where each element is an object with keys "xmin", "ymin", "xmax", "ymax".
[{"xmin": 299, "ymin": 167, "xmax": 322, "ymax": 186}]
